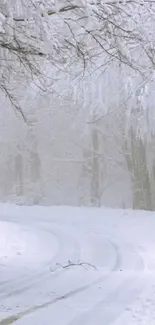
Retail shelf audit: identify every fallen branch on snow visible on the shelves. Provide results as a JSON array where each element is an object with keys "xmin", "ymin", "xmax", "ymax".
[{"xmin": 50, "ymin": 260, "xmax": 97, "ymax": 272}]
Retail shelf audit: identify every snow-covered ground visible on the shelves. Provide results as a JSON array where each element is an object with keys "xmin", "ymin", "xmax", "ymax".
[{"xmin": 0, "ymin": 204, "xmax": 155, "ymax": 324}]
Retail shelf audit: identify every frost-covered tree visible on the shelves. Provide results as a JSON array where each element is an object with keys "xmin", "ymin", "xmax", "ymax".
[
  {"xmin": 1, "ymin": 0, "xmax": 155, "ymax": 208},
  {"xmin": 0, "ymin": 0, "xmax": 155, "ymax": 117}
]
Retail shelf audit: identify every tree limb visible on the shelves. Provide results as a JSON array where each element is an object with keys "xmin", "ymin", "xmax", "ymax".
[{"xmin": 12, "ymin": 5, "xmax": 81, "ymax": 22}]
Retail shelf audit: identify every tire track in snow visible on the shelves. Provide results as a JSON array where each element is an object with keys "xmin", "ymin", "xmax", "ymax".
[
  {"xmin": 0, "ymin": 225, "xmax": 122, "ymax": 324},
  {"xmin": 0, "ymin": 267, "xmax": 122, "ymax": 325},
  {"xmin": 0, "ymin": 241, "xmax": 144, "ymax": 325},
  {"xmin": 68, "ymin": 275, "xmax": 143, "ymax": 325},
  {"xmin": 0, "ymin": 214, "xmax": 146, "ymax": 325},
  {"xmin": 0, "ymin": 234, "xmax": 123, "ymax": 324},
  {"xmin": 66, "ymin": 242, "xmax": 145, "ymax": 325},
  {"xmin": 0, "ymin": 222, "xmax": 81, "ymax": 300}
]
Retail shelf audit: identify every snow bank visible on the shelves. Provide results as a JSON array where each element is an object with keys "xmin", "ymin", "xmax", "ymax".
[
  {"xmin": 0, "ymin": 211, "xmax": 59, "ymax": 282},
  {"xmin": 0, "ymin": 221, "xmax": 27, "ymax": 265}
]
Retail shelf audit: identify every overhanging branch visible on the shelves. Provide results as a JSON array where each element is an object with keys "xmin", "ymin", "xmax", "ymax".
[{"xmin": 12, "ymin": 5, "xmax": 80, "ymax": 22}]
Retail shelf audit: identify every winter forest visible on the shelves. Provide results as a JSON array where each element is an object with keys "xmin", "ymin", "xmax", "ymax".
[{"xmin": 0, "ymin": 0, "xmax": 155, "ymax": 210}]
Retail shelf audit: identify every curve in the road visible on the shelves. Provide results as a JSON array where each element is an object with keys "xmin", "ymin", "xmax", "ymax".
[{"xmin": 0, "ymin": 213, "xmax": 148, "ymax": 325}]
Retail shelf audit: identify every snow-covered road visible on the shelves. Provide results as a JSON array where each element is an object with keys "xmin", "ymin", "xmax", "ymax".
[{"xmin": 0, "ymin": 205, "xmax": 155, "ymax": 324}]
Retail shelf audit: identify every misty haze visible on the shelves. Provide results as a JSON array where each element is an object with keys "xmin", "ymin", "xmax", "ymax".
[{"xmin": 0, "ymin": 1, "xmax": 155, "ymax": 325}]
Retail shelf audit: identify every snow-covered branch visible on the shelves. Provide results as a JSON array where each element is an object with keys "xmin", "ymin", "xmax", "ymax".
[
  {"xmin": 13, "ymin": 4, "xmax": 81, "ymax": 21},
  {"xmin": 0, "ymin": 0, "xmax": 155, "ymax": 116}
]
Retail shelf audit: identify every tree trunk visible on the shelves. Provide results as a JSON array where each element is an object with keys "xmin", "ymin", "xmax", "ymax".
[
  {"xmin": 91, "ymin": 127, "xmax": 100, "ymax": 206},
  {"xmin": 124, "ymin": 128, "xmax": 152, "ymax": 210}
]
